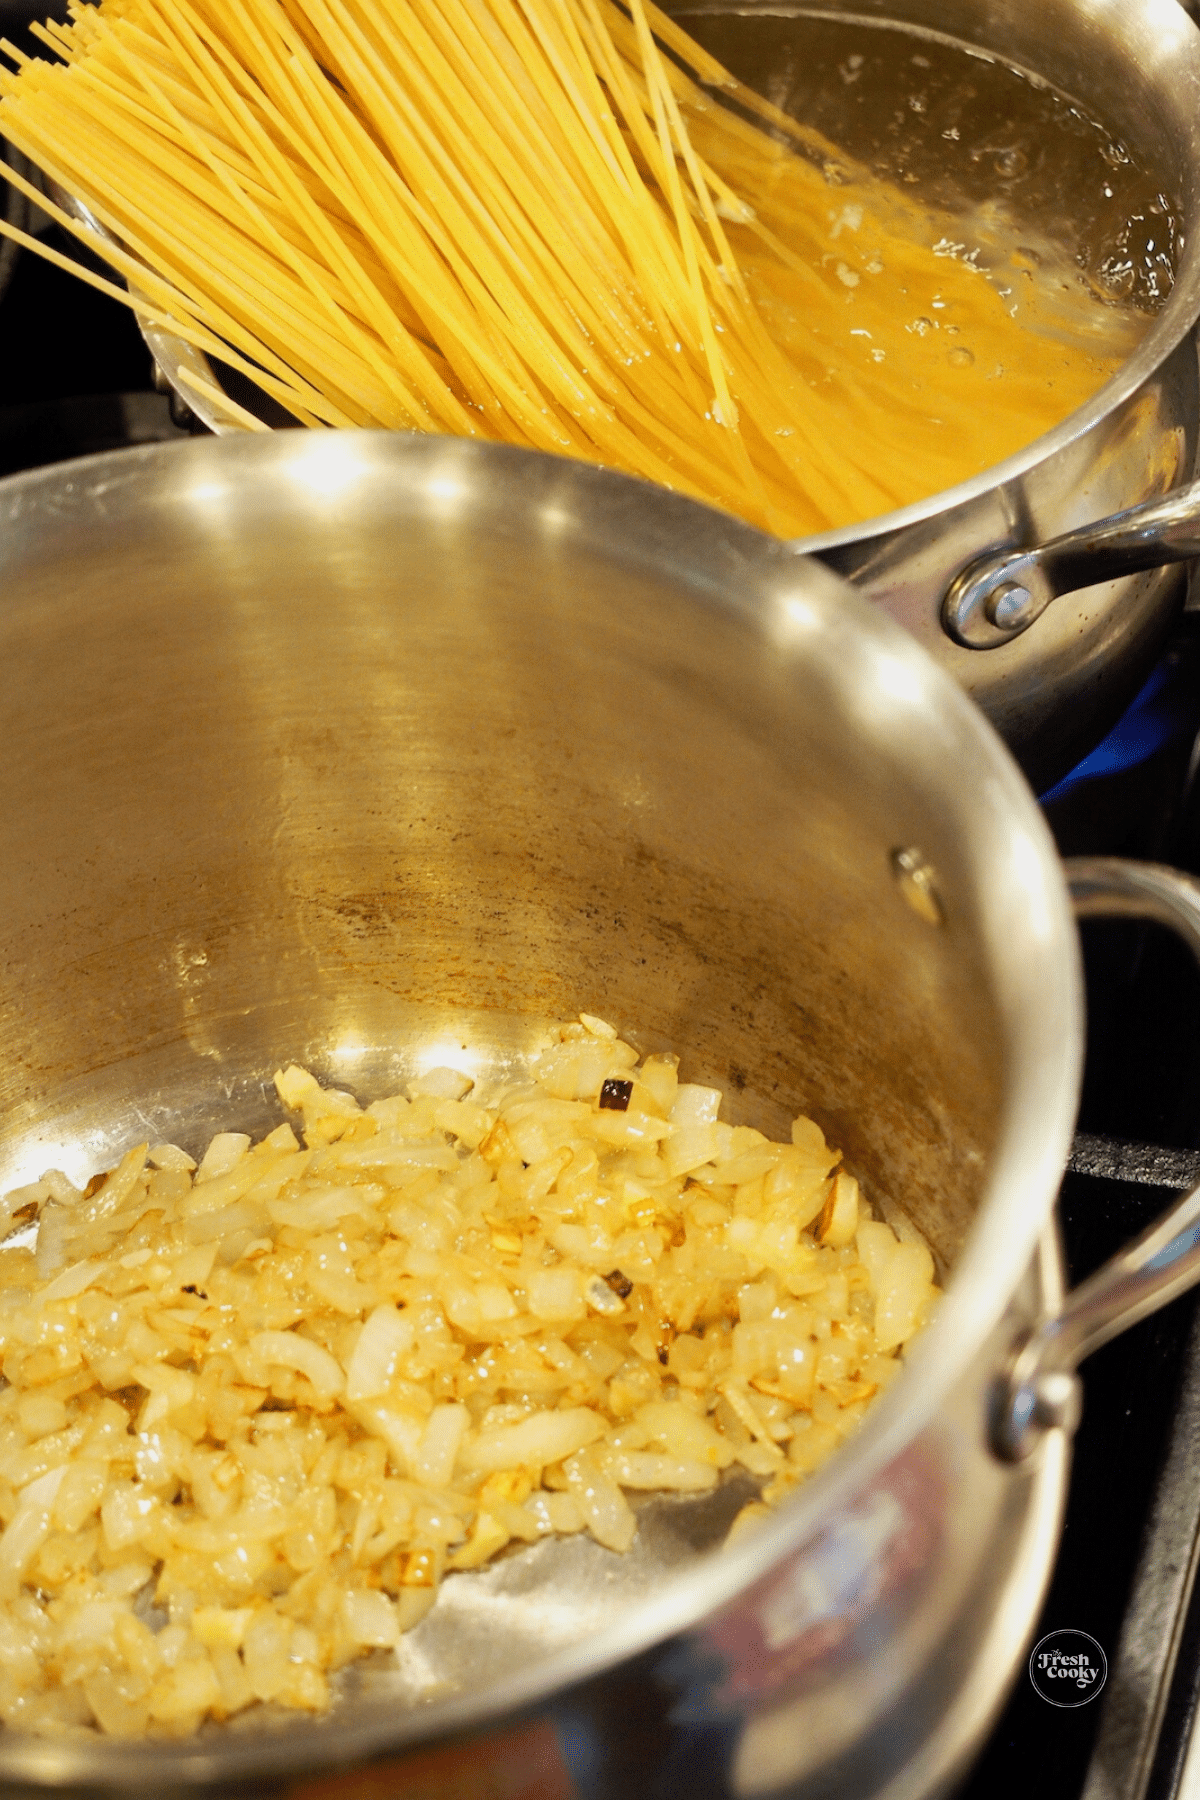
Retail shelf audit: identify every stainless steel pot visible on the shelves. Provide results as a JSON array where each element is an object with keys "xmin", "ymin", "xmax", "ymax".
[
  {"xmin": 3, "ymin": 431, "xmax": 1200, "ymax": 1800},
  {"xmin": 781, "ymin": 0, "xmax": 1200, "ymax": 793},
  {"xmin": 133, "ymin": 0, "xmax": 1200, "ymax": 795}
]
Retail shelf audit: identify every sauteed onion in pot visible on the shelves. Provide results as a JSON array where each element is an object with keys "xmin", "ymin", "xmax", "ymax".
[{"xmin": 0, "ymin": 1016, "xmax": 936, "ymax": 1738}]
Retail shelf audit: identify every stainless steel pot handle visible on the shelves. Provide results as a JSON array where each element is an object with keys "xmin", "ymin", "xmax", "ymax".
[
  {"xmin": 992, "ymin": 856, "xmax": 1200, "ymax": 1461},
  {"xmin": 942, "ymin": 478, "xmax": 1200, "ymax": 651}
]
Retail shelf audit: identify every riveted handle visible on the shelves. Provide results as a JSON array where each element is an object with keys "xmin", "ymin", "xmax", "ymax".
[
  {"xmin": 991, "ymin": 858, "xmax": 1200, "ymax": 1461},
  {"xmin": 943, "ymin": 480, "xmax": 1200, "ymax": 650}
]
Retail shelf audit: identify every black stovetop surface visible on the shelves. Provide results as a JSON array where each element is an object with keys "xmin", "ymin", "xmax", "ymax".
[
  {"xmin": 958, "ymin": 623, "xmax": 1200, "ymax": 1800},
  {"xmin": 9, "ymin": 188, "xmax": 1200, "ymax": 1800}
]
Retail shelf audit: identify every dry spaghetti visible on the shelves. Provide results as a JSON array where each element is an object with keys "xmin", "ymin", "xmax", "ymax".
[{"xmin": 0, "ymin": 0, "xmax": 1147, "ymax": 532}]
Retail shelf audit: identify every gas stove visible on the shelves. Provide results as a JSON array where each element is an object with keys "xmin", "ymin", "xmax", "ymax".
[
  {"xmin": 959, "ymin": 637, "xmax": 1200, "ymax": 1800},
  {"xmin": 5, "ymin": 127, "xmax": 1200, "ymax": 1800}
]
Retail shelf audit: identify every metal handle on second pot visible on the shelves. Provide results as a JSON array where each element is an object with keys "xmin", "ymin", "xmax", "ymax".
[
  {"xmin": 992, "ymin": 856, "xmax": 1200, "ymax": 1461},
  {"xmin": 942, "ymin": 479, "xmax": 1200, "ymax": 650}
]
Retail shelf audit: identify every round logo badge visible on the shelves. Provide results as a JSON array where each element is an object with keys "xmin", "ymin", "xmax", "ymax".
[{"xmin": 1028, "ymin": 1630, "xmax": 1108, "ymax": 1707}]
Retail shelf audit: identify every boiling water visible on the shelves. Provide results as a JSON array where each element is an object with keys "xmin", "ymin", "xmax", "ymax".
[
  {"xmin": 683, "ymin": 8, "xmax": 1177, "ymax": 314},
  {"xmin": 668, "ymin": 8, "xmax": 1178, "ymax": 523}
]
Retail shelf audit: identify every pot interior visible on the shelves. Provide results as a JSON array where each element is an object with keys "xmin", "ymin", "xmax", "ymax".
[
  {"xmin": 0, "ymin": 432, "xmax": 1076, "ymax": 1775},
  {"xmin": 668, "ymin": 0, "xmax": 1200, "ymax": 364}
]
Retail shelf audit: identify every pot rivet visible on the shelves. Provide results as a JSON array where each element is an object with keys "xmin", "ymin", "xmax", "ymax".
[
  {"xmin": 985, "ymin": 581, "xmax": 1033, "ymax": 632},
  {"xmin": 1032, "ymin": 1371, "xmax": 1082, "ymax": 1437},
  {"xmin": 891, "ymin": 848, "xmax": 943, "ymax": 926}
]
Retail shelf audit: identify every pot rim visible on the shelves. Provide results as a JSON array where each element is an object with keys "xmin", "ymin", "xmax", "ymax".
[{"xmin": 0, "ymin": 431, "xmax": 1086, "ymax": 1785}]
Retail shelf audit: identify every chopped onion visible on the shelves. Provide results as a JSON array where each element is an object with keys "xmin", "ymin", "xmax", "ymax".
[
  {"xmin": 195, "ymin": 1133, "xmax": 250, "ymax": 1183},
  {"xmin": 249, "ymin": 1332, "xmax": 345, "ymax": 1400},
  {"xmin": 345, "ymin": 1305, "xmax": 415, "ymax": 1401},
  {"xmin": 0, "ymin": 1013, "xmax": 937, "ymax": 1741},
  {"xmin": 38, "ymin": 1259, "xmax": 105, "ymax": 1302}
]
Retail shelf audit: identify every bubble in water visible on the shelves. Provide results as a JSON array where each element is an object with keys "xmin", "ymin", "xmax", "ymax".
[
  {"xmin": 907, "ymin": 316, "xmax": 934, "ymax": 336},
  {"xmin": 993, "ymin": 147, "xmax": 1028, "ymax": 179},
  {"xmin": 1100, "ymin": 259, "xmax": 1136, "ymax": 296},
  {"xmin": 947, "ymin": 346, "xmax": 975, "ymax": 367}
]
